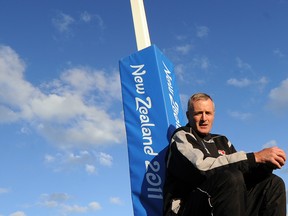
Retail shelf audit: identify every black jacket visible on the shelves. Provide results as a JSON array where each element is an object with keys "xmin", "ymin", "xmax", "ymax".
[{"xmin": 163, "ymin": 125, "xmax": 257, "ymax": 215}]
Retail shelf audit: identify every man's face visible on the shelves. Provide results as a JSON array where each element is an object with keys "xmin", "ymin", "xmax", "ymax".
[{"xmin": 187, "ymin": 99, "xmax": 215, "ymax": 135}]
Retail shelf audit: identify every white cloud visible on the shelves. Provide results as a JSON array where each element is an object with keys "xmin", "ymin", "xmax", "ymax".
[
  {"xmin": 80, "ymin": 11, "xmax": 93, "ymax": 22},
  {"xmin": 180, "ymin": 93, "xmax": 189, "ymax": 112},
  {"xmin": 175, "ymin": 34, "xmax": 188, "ymax": 41},
  {"xmin": 174, "ymin": 63, "xmax": 186, "ymax": 82},
  {"xmin": 62, "ymin": 204, "xmax": 88, "ymax": 213},
  {"xmin": 0, "ymin": 187, "xmax": 10, "ymax": 194},
  {"xmin": 263, "ymin": 140, "xmax": 277, "ymax": 148},
  {"xmin": 88, "ymin": 201, "xmax": 102, "ymax": 210},
  {"xmin": 175, "ymin": 44, "xmax": 192, "ymax": 55},
  {"xmin": 60, "ymin": 202, "xmax": 101, "ymax": 214},
  {"xmin": 0, "ymin": 105, "xmax": 19, "ymax": 122},
  {"xmin": 0, "ymin": 46, "xmax": 37, "ymax": 109},
  {"xmin": 192, "ymin": 56, "xmax": 210, "ymax": 70},
  {"xmin": 267, "ymin": 78, "xmax": 288, "ymax": 112},
  {"xmin": 109, "ymin": 197, "xmax": 123, "ymax": 205},
  {"xmin": 257, "ymin": 76, "xmax": 269, "ymax": 88},
  {"xmin": 41, "ymin": 193, "xmax": 71, "ymax": 204},
  {"xmin": 20, "ymin": 126, "xmax": 31, "ymax": 135},
  {"xmin": 99, "ymin": 152, "xmax": 113, "ymax": 167},
  {"xmin": 228, "ymin": 110, "xmax": 251, "ymax": 120},
  {"xmin": 52, "ymin": 11, "xmax": 104, "ymax": 36},
  {"xmin": 39, "ymin": 193, "xmax": 102, "ymax": 214},
  {"xmin": 236, "ymin": 57, "xmax": 252, "ymax": 71},
  {"xmin": 85, "ymin": 164, "xmax": 96, "ymax": 174},
  {"xmin": 42, "ymin": 200, "xmax": 58, "ymax": 208},
  {"xmin": 229, "ymin": 58, "xmax": 268, "ymax": 90},
  {"xmin": 61, "ymin": 201, "xmax": 102, "ymax": 213},
  {"xmin": 80, "ymin": 11, "xmax": 104, "ymax": 29},
  {"xmin": 227, "ymin": 77, "xmax": 268, "ymax": 89},
  {"xmin": 59, "ymin": 67, "xmax": 121, "ymax": 102},
  {"xmin": 45, "ymin": 154, "xmax": 56, "ymax": 163},
  {"xmin": 273, "ymin": 48, "xmax": 285, "ymax": 58},
  {"xmin": 44, "ymin": 151, "xmax": 92, "ymax": 172},
  {"xmin": 227, "ymin": 78, "xmax": 251, "ymax": 87},
  {"xmin": 9, "ymin": 212, "xmax": 26, "ymax": 216},
  {"xmin": 52, "ymin": 12, "xmax": 75, "ymax": 33},
  {"xmin": 44, "ymin": 150, "xmax": 114, "ymax": 173},
  {"xmin": 0, "ymin": 45, "xmax": 125, "ymax": 149},
  {"xmin": 196, "ymin": 25, "xmax": 209, "ymax": 38}
]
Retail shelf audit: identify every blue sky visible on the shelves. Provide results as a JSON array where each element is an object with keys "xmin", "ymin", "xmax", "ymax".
[{"xmin": 0, "ymin": 0, "xmax": 288, "ymax": 215}]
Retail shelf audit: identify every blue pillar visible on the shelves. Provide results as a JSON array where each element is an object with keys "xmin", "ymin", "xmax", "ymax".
[{"xmin": 119, "ymin": 45, "xmax": 185, "ymax": 216}]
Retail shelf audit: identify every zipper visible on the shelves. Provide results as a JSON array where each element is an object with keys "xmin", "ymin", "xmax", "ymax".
[
  {"xmin": 201, "ymin": 140, "xmax": 210, "ymax": 154},
  {"xmin": 190, "ymin": 127, "xmax": 211, "ymax": 155}
]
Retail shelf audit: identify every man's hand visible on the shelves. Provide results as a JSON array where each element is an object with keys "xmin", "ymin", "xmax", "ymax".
[{"xmin": 254, "ymin": 147, "xmax": 286, "ymax": 169}]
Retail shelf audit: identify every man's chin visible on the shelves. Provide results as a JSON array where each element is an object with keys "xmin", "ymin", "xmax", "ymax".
[
  {"xmin": 198, "ymin": 129, "xmax": 210, "ymax": 135},
  {"xmin": 191, "ymin": 125, "xmax": 210, "ymax": 135}
]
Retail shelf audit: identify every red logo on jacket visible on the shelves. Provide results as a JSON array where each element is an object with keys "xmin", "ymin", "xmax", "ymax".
[{"xmin": 218, "ymin": 150, "xmax": 226, "ymax": 156}]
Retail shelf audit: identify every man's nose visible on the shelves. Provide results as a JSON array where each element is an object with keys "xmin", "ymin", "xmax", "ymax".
[{"xmin": 201, "ymin": 113, "xmax": 207, "ymax": 120}]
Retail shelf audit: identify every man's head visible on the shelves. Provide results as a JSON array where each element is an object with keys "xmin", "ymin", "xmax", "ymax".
[{"xmin": 186, "ymin": 93, "xmax": 215, "ymax": 135}]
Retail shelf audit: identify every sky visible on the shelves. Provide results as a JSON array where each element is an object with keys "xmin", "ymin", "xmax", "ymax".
[{"xmin": 0, "ymin": 0, "xmax": 288, "ymax": 215}]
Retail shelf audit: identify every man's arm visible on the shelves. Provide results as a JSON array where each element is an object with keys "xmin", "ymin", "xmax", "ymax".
[{"xmin": 168, "ymin": 130, "xmax": 256, "ymax": 178}]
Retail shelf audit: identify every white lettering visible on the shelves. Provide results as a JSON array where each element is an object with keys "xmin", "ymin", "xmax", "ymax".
[
  {"xmin": 135, "ymin": 96, "xmax": 151, "ymax": 111},
  {"xmin": 130, "ymin": 64, "xmax": 162, "ymax": 200},
  {"xmin": 145, "ymin": 161, "xmax": 163, "ymax": 199},
  {"xmin": 163, "ymin": 62, "xmax": 174, "ymax": 96},
  {"xmin": 169, "ymin": 94, "xmax": 182, "ymax": 128},
  {"xmin": 131, "ymin": 64, "xmax": 146, "ymax": 94},
  {"xmin": 135, "ymin": 96, "xmax": 157, "ymax": 154},
  {"xmin": 163, "ymin": 61, "xmax": 182, "ymax": 129},
  {"xmin": 144, "ymin": 146, "xmax": 158, "ymax": 156}
]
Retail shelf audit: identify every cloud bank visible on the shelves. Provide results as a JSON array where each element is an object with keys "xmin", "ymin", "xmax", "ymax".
[{"xmin": 0, "ymin": 45, "xmax": 125, "ymax": 149}]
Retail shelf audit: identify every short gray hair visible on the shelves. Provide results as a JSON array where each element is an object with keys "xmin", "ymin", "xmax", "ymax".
[{"xmin": 187, "ymin": 93, "xmax": 215, "ymax": 111}]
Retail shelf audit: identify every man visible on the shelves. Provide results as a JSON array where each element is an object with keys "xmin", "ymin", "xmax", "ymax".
[{"xmin": 163, "ymin": 93, "xmax": 286, "ymax": 216}]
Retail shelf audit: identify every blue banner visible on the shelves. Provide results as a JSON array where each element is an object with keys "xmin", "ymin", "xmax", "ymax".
[{"xmin": 119, "ymin": 45, "xmax": 185, "ymax": 216}]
